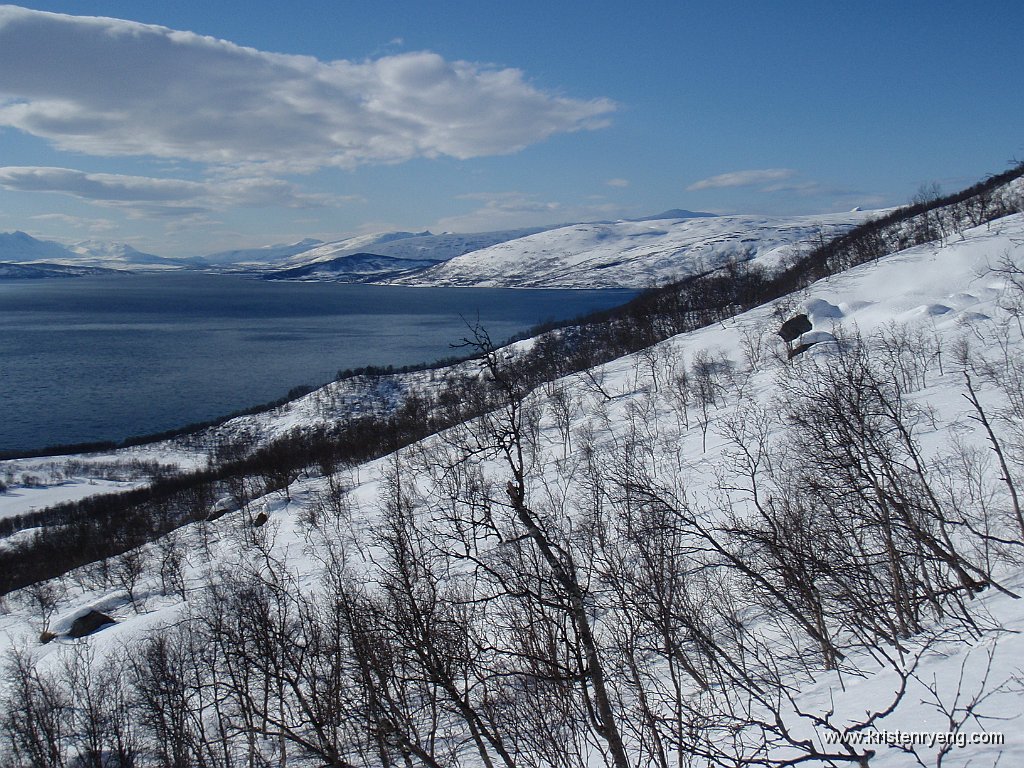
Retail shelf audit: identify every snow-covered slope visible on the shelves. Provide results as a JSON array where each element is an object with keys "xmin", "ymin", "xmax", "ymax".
[
  {"xmin": 279, "ymin": 226, "xmax": 552, "ymax": 269},
  {"xmin": 264, "ymin": 252, "xmax": 442, "ymax": 282},
  {"xmin": 396, "ymin": 211, "xmax": 875, "ymax": 288},
  {"xmin": 276, "ymin": 230, "xmax": 429, "ymax": 265},
  {"xmin": 3, "ymin": 212, "xmax": 1024, "ymax": 767}
]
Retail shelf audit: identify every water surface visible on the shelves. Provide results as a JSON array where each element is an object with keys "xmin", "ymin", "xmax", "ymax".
[{"xmin": 0, "ymin": 273, "xmax": 633, "ymax": 453}]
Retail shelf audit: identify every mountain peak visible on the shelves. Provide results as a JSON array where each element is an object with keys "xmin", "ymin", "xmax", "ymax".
[
  {"xmin": 629, "ymin": 209, "xmax": 717, "ymax": 222},
  {"xmin": 0, "ymin": 231, "xmax": 77, "ymax": 262}
]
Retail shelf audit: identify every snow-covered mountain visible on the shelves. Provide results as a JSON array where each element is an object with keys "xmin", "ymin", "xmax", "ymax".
[
  {"xmin": 3, "ymin": 211, "xmax": 868, "ymax": 289},
  {"xmin": 197, "ymin": 237, "xmax": 327, "ymax": 266},
  {"xmin": 0, "ymin": 230, "xmax": 80, "ymax": 262},
  {"xmin": 0, "ymin": 231, "xmax": 173, "ymax": 270},
  {"xmin": 394, "ymin": 211, "xmax": 874, "ymax": 288},
  {"xmin": 231, "ymin": 212, "xmax": 871, "ymax": 289},
  {"xmin": 67, "ymin": 240, "xmax": 175, "ymax": 268},
  {"xmin": 277, "ymin": 230, "xmax": 432, "ymax": 265},
  {"xmin": 276, "ymin": 226, "xmax": 552, "ymax": 269},
  {"xmin": 198, "ymin": 228, "xmax": 552, "ymax": 272},
  {"xmin": 264, "ymin": 252, "xmax": 442, "ymax": 282},
  {"xmin": 628, "ymin": 207, "xmax": 717, "ymax": 221}
]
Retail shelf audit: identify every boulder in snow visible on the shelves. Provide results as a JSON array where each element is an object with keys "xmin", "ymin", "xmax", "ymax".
[
  {"xmin": 67, "ymin": 610, "xmax": 115, "ymax": 638},
  {"xmin": 778, "ymin": 313, "xmax": 812, "ymax": 343}
]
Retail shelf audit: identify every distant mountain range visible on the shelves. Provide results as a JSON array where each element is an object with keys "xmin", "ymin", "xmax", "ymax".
[
  {"xmin": 197, "ymin": 238, "xmax": 327, "ymax": 266},
  {"xmin": 66, "ymin": 239, "xmax": 182, "ymax": 267},
  {"xmin": 2, "ymin": 207, "xmax": 875, "ymax": 288},
  {"xmin": 0, "ymin": 231, "xmax": 179, "ymax": 272}
]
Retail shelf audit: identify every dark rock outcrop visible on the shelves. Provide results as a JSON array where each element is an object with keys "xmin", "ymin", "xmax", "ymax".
[
  {"xmin": 68, "ymin": 610, "xmax": 115, "ymax": 638},
  {"xmin": 778, "ymin": 313, "xmax": 812, "ymax": 343}
]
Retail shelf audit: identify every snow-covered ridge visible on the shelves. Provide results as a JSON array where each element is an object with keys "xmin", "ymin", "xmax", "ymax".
[
  {"xmin": 395, "ymin": 211, "xmax": 875, "ymax": 288},
  {"xmin": 274, "ymin": 226, "xmax": 553, "ymax": 269},
  {"xmin": 264, "ymin": 252, "xmax": 443, "ymax": 282}
]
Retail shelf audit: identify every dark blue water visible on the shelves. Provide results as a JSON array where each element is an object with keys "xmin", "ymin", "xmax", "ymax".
[{"xmin": 0, "ymin": 273, "xmax": 633, "ymax": 453}]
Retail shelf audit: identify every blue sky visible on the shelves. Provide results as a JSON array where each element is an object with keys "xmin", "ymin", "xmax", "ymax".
[{"xmin": 0, "ymin": 1, "xmax": 1021, "ymax": 257}]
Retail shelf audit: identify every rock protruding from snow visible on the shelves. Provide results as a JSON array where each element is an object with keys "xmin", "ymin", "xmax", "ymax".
[
  {"xmin": 67, "ymin": 610, "xmax": 116, "ymax": 638},
  {"xmin": 778, "ymin": 314, "xmax": 813, "ymax": 343}
]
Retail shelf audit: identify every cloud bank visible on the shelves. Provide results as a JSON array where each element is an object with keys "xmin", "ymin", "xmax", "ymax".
[{"xmin": 0, "ymin": 6, "xmax": 615, "ymax": 172}]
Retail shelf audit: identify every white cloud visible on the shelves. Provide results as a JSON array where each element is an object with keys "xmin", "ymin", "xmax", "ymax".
[
  {"xmin": 606, "ymin": 178, "xmax": 630, "ymax": 188},
  {"xmin": 0, "ymin": 7, "xmax": 615, "ymax": 172},
  {"xmin": 0, "ymin": 166, "xmax": 348, "ymax": 217},
  {"xmin": 0, "ymin": 166, "xmax": 205, "ymax": 201},
  {"xmin": 687, "ymin": 168, "xmax": 796, "ymax": 191}
]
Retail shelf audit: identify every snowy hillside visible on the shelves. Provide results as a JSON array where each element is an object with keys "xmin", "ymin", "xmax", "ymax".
[
  {"xmin": 396, "ymin": 211, "xmax": 874, "ymax": 288},
  {"xmin": 2, "ymin": 190, "xmax": 1024, "ymax": 766},
  {"xmin": 278, "ymin": 226, "xmax": 552, "ymax": 269},
  {"xmin": 264, "ymin": 252, "xmax": 443, "ymax": 282},
  {"xmin": 275, "ymin": 230, "xmax": 430, "ymax": 265}
]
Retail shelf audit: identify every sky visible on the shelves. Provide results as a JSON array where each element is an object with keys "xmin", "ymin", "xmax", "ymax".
[{"xmin": 0, "ymin": 1, "xmax": 1021, "ymax": 258}]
